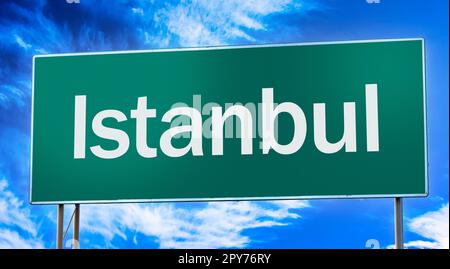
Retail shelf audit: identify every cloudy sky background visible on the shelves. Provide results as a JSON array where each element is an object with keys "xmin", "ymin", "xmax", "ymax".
[{"xmin": 0, "ymin": 0, "xmax": 448, "ymax": 248}]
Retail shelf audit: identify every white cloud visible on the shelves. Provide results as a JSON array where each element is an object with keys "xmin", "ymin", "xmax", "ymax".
[
  {"xmin": 0, "ymin": 178, "xmax": 36, "ymax": 236},
  {"xmin": 153, "ymin": 0, "xmax": 304, "ymax": 46},
  {"xmin": 0, "ymin": 84, "xmax": 28, "ymax": 108},
  {"xmin": 0, "ymin": 178, "xmax": 45, "ymax": 249},
  {"xmin": 405, "ymin": 203, "xmax": 449, "ymax": 249},
  {"xmin": 0, "ymin": 228, "xmax": 44, "ymax": 249},
  {"xmin": 14, "ymin": 34, "xmax": 32, "ymax": 50},
  {"xmin": 132, "ymin": 7, "xmax": 144, "ymax": 16},
  {"xmin": 79, "ymin": 200, "xmax": 309, "ymax": 248}
]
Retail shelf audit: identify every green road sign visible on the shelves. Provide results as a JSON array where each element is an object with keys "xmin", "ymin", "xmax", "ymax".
[{"xmin": 30, "ymin": 39, "xmax": 427, "ymax": 204}]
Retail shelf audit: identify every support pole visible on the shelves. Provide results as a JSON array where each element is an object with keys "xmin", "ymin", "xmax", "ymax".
[
  {"xmin": 73, "ymin": 204, "xmax": 80, "ymax": 249},
  {"xmin": 394, "ymin": 197, "xmax": 404, "ymax": 249},
  {"xmin": 56, "ymin": 204, "xmax": 64, "ymax": 249}
]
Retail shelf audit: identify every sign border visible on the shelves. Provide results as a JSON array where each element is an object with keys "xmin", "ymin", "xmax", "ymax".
[{"xmin": 29, "ymin": 38, "xmax": 428, "ymax": 204}]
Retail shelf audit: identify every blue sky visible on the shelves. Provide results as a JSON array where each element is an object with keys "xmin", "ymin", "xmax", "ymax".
[{"xmin": 0, "ymin": 0, "xmax": 448, "ymax": 249}]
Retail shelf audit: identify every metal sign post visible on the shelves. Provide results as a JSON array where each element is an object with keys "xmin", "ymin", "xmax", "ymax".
[
  {"xmin": 395, "ymin": 197, "xmax": 404, "ymax": 249},
  {"xmin": 56, "ymin": 204, "xmax": 64, "ymax": 249},
  {"xmin": 73, "ymin": 204, "xmax": 80, "ymax": 249},
  {"xmin": 56, "ymin": 204, "xmax": 81, "ymax": 249}
]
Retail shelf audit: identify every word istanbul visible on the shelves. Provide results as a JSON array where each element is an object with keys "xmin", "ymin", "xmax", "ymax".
[{"xmin": 74, "ymin": 85, "xmax": 380, "ymax": 159}]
